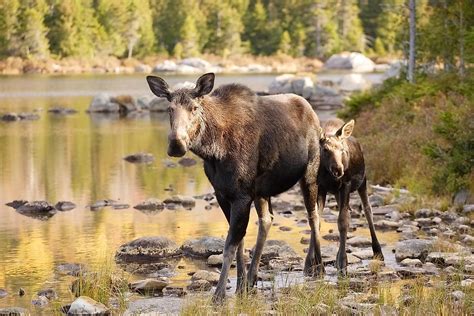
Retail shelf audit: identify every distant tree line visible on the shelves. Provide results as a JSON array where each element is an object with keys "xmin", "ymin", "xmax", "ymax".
[{"xmin": 0, "ymin": 0, "xmax": 473, "ymax": 67}]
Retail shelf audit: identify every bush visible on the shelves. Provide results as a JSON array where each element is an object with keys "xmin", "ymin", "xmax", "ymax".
[{"xmin": 339, "ymin": 73, "xmax": 474, "ymax": 197}]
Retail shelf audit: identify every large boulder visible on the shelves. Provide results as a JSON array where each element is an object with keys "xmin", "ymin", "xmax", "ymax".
[
  {"xmin": 339, "ymin": 74, "xmax": 371, "ymax": 92},
  {"xmin": 394, "ymin": 239, "xmax": 434, "ymax": 262},
  {"xmin": 268, "ymin": 74, "xmax": 315, "ymax": 99},
  {"xmin": 115, "ymin": 236, "xmax": 182, "ymax": 263},
  {"xmin": 67, "ymin": 296, "xmax": 110, "ymax": 316},
  {"xmin": 181, "ymin": 236, "xmax": 225, "ymax": 258},
  {"xmin": 153, "ymin": 60, "xmax": 178, "ymax": 73},
  {"xmin": 179, "ymin": 58, "xmax": 211, "ymax": 71},
  {"xmin": 87, "ymin": 93, "xmax": 119, "ymax": 113},
  {"xmin": 324, "ymin": 52, "xmax": 376, "ymax": 72},
  {"xmin": 129, "ymin": 278, "xmax": 169, "ymax": 295}
]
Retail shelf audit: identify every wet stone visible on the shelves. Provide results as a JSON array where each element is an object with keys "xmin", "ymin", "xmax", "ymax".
[
  {"xmin": 67, "ymin": 296, "xmax": 110, "ymax": 315},
  {"xmin": 322, "ymin": 232, "xmax": 354, "ymax": 241},
  {"xmin": 56, "ymin": 263, "xmax": 85, "ymax": 276},
  {"xmin": 55, "ymin": 201, "xmax": 76, "ymax": 211},
  {"xmin": 163, "ymin": 195, "xmax": 196, "ymax": 208},
  {"xmin": 112, "ymin": 203, "xmax": 130, "ymax": 210},
  {"xmin": 181, "ymin": 236, "xmax": 225, "ymax": 258},
  {"xmin": 89, "ymin": 199, "xmax": 117, "ymax": 210},
  {"xmin": 351, "ymin": 249, "xmax": 375, "ymax": 260},
  {"xmin": 368, "ymin": 194, "xmax": 385, "ymax": 207},
  {"xmin": 31, "ymin": 296, "xmax": 49, "ymax": 307},
  {"xmin": 48, "ymin": 107, "xmax": 78, "ymax": 115},
  {"xmin": 0, "ymin": 289, "xmax": 7, "ymax": 298},
  {"xmin": 374, "ymin": 220, "xmax": 400, "ymax": 230},
  {"xmin": 372, "ymin": 205, "xmax": 399, "ymax": 216},
  {"xmin": 163, "ymin": 286, "xmax": 186, "ymax": 297},
  {"xmin": 300, "ymin": 236, "xmax": 310, "ymax": 245},
  {"xmin": 400, "ymin": 258, "xmax": 423, "ymax": 267},
  {"xmin": 258, "ymin": 240, "xmax": 301, "ymax": 264},
  {"xmin": 129, "ymin": 278, "xmax": 169, "ymax": 295},
  {"xmin": 37, "ymin": 288, "xmax": 57, "ymax": 300},
  {"xmin": 191, "ymin": 270, "xmax": 220, "ymax": 285},
  {"xmin": 279, "ymin": 226, "xmax": 292, "ymax": 231},
  {"xmin": 123, "ymin": 153, "xmax": 155, "ymax": 164},
  {"xmin": 115, "ymin": 236, "xmax": 181, "ymax": 263},
  {"xmin": 133, "ymin": 199, "xmax": 165, "ymax": 211},
  {"xmin": 5, "ymin": 200, "xmax": 28, "ymax": 209},
  {"xmin": 187, "ymin": 279, "xmax": 212, "ymax": 291},
  {"xmin": 0, "ymin": 307, "xmax": 30, "ymax": 316},
  {"xmin": 17, "ymin": 201, "xmax": 54, "ymax": 213}
]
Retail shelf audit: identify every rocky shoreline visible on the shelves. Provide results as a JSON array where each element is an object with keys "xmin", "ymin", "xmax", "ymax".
[{"xmin": 1, "ymin": 183, "xmax": 473, "ymax": 315}]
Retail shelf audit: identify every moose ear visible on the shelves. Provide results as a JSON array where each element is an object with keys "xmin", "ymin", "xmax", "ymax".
[
  {"xmin": 146, "ymin": 76, "xmax": 171, "ymax": 101},
  {"xmin": 336, "ymin": 119, "xmax": 355, "ymax": 139},
  {"xmin": 193, "ymin": 73, "xmax": 215, "ymax": 97}
]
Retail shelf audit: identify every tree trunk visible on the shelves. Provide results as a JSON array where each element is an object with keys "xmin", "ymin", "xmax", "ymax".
[
  {"xmin": 408, "ymin": 0, "xmax": 416, "ymax": 83},
  {"xmin": 459, "ymin": 2, "xmax": 465, "ymax": 77}
]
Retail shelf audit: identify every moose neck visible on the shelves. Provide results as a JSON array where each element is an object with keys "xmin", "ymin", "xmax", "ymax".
[{"xmin": 189, "ymin": 98, "xmax": 226, "ymax": 160}]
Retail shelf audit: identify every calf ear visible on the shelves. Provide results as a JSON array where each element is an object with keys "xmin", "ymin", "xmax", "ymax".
[
  {"xmin": 193, "ymin": 73, "xmax": 215, "ymax": 97},
  {"xmin": 147, "ymin": 76, "xmax": 171, "ymax": 101},
  {"xmin": 336, "ymin": 119, "xmax": 355, "ymax": 139}
]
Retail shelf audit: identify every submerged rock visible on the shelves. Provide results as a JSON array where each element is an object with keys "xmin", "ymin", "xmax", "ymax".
[
  {"xmin": 48, "ymin": 107, "xmax": 77, "ymax": 115},
  {"xmin": 178, "ymin": 157, "xmax": 197, "ymax": 167},
  {"xmin": 67, "ymin": 296, "xmax": 110, "ymax": 315},
  {"xmin": 0, "ymin": 307, "xmax": 30, "ymax": 316},
  {"xmin": 37, "ymin": 288, "xmax": 57, "ymax": 300},
  {"xmin": 5, "ymin": 200, "xmax": 28, "ymax": 209},
  {"xmin": 181, "ymin": 236, "xmax": 225, "ymax": 258},
  {"xmin": 55, "ymin": 201, "xmax": 76, "ymax": 211},
  {"xmin": 163, "ymin": 195, "xmax": 196, "ymax": 208},
  {"xmin": 87, "ymin": 93, "xmax": 120, "ymax": 113},
  {"xmin": 1, "ymin": 113, "xmax": 21, "ymax": 121},
  {"xmin": 133, "ymin": 198, "xmax": 165, "ymax": 211},
  {"xmin": 394, "ymin": 239, "xmax": 434, "ymax": 262},
  {"xmin": 15, "ymin": 201, "xmax": 56, "ymax": 220},
  {"xmin": 56, "ymin": 263, "xmax": 85, "ymax": 276},
  {"xmin": 31, "ymin": 296, "xmax": 49, "ymax": 307},
  {"xmin": 123, "ymin": 153, "xmax": 155, "ymax": 164},
  {"xmin": 89, "ymin": 199, "xmax": 117, "ymax": 210},
  {"xmin": 115, "ymin": 236, "xmax": 182, "ymax": 263}
]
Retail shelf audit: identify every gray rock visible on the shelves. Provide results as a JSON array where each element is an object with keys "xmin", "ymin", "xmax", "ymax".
[
  {"xmin": 134, "ymin": 64, "xmax": 152, "ymax": 73},
  {"xmin": 347, "ymin": 236, "xmax": 372, "ymax": 248},
  {"xmin": 369, "ymin": 194, "xmax": 385, "ymax": 207},
  {"xmin": 89, "ymin": 199, "xmax": 117, "ymax": 210},
  {"xmin": 394, "ymin": 239, "xmax": 433, "ymax": 262},
  {"xmin": 1, "ymin": 113, "xmax": 21, "ymax": 121},
  {"xmin": 37, "ymin": 288, "xmax": 57, "ymax": 300},
  {"xmin": 207, "ymin": 254, "xmax": 225, "ymax": 267},
  {"xmin": 324, "ymin": 52, "xmax": 375, "ymax": 72},
  {"xmin": 257, "ymin": 240, "xmax": 301, "ymax": 263},
  {"xmin": 454, "ymin": 189, "xmax": 472, "ymax": 206},
  {"xmin": 181, "ymin": 236, "xmax": 225, "ymax": 258},
  {"xmin": 339, "ymin": 74, "xmax": 371, "ymax": 91},
  {"xmin": 55, "ymin": 201, "xmax": 76, "ymax": 211},
  {"xmin": 31, "ymin": 296, "xmax": 49, "ymax": 307},
  {"xmin": 414, "ymin": 208, "xmax": 433, "ymax": 218},
  {"xmin": 372, "ymin": 205, "xmax": 399, "ymax": 216},
  {"xmin": 88, "ymin": 93, "xmax": 119, "ymax": 113},
  {"xmin": 56, "ymin": 263, "xmax": 85, "ymax": 276},
  {"xmin": 351, "ymin": 249, "xmax": 375, "ymax": 260},
  {"xmin": 123, "ymin": 297, "xmax": 183, "ymax": 315},
  {"xmin": 18, "ymin": 113, "xmax": 40, "ymax": 121},
  {"xmin": 375, "ymin": 220, "xmax": 400, "ymax": 230},
  {"xmin": 129, "ymin": 278, "xmax": 169, "ymax": 295},
  {"xmin": 5, "ymin": 200, "xmax": 28, "ymax": 209},
  {"xmin": 153, "ymin": 60, "xmax": 178, "ymax": 73},
  {"xmin": 163, "ymin": 195, "xmax": 196, "ymax": 208},
  {"xmin": 115, "ymin": 236, "xmax": 181, "ymax": 263},
  {"xmin": 133, "ymin": 198, "xmax": 165, "ymax": 211},
  {"xmin": 400, "ymin": 258, "xmax": 423, "ymax": 267},
  {"xmin": 0, "ymin": 288, "xmax": 7, "ymax": 298},
  {"xmin": 463, "ymin": 204, "xmax": 474, "ymax": 214},
  {"xmin": 17, "ymin": 201, "xmax": 54, "ymax": 213},
  {"xmin": 112, "ymin": 203, "xmax": 130, "ymax": 210},
  {"xmin": 451, "ymin": 290, "xmax": 465, "ymax": 301},
  {"xmin": 187, "ymin": 279, "xmax": 212, "ymax": 291},
  {"xmin": 322, "ymin": 231, "xmax": 354, "ymax": 241},
  {"xmin": 149, "ymin": 97, "xmax": 170, "ymax": 112},
  {"xmin": 112, "ymin": 95, "xmax": 141, "ymax": 113},
  {"xmin": 67, "ymin": 296, "xmax": 110, "ymax": 315},
  {"xmin": 180, "ymin": 58, "xmax": 211, "ymax": 70},
  {"xmin": 0, "ymin": 307, "xmax": 30, "ymax": 315},
  {"xmin": 191, "ymin": 270, "xmax": 220, "ymax": 285},
  {"xmin": 123, "ymin": 153, "xmax": 155, "ymax": 164}
]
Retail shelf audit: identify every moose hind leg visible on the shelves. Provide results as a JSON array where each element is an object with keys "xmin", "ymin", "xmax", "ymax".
[
  {"xmin": 301, "ymin": 176, "xmax": 324, "ymax": 277},
  {"xmin": 213, "ymin": 198, "xmax": 251, "ymax": 303},
  {"xmin": 358, "ymin": 179, "xmax": 384, "ymax": 260},
  {"xmin": 247, "ymin": 197, "xmax": 273, "ymax": 289}
]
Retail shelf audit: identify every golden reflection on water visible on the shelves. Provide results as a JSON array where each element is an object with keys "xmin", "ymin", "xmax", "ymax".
[{"xmin": 0, "ymin": 91, "xmax": 399, "ymax": 312}]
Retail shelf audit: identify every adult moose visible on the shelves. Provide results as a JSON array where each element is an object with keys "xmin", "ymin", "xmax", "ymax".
[
  {"xmin": 317, "ymin": 118, "xmax": 384, "ymax": 275},
  {"xmin": 146, "ymin": 73, "xmax": 324, "ymax": 301}
]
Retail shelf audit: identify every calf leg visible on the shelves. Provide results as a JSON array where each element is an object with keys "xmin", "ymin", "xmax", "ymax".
[
  {"xmin": 358, "ymin": 179, "xmax": 384, "ymax": 260},
  {"xmin": 215, "ymin": 194, "xmax": 247, "ymax": 294},
  {"xmin": 301, "ymin": 175, "xmax": 324, "ymax": 277},
  {"xmin": 336, "ymin": 184, "xmax": 350, "ymax": 275},
  {"xmin": 213, "ymin": 197, "xmax": 252, "ymax": 302},
  {"xmin": 247, "ymin": 197, "xmax": 273, "ymax": 289}
]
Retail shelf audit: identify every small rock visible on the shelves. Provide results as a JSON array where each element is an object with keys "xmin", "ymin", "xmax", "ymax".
[
  {"xmin": 300, "ymin": 237, "xmax": 310, "ymax": 245},
  {"xmin": 48, "ymin": 107, "xmax": 77, "ymax": 115},
  {"xmin": 115, "ymin": 236, "xmax": 182, "ymax": 263},
  {"xmin": 450, "ymin": 290, "xmax": 465, "ymax": 301},
  {"xmin": 163, "ymin": 195, "xmax": 196, "ymax": 208},
  {"xmin": 1, "ymin": 113, "xmax": 20, "ymax": 121},
  {"xmin": 18, "ymin": 113, "xmax": 40, "ymax": 121},
  {"xmin": 17, "ymin": 201, "xmax": 54, "ymax": 213},
  {"xmin": 191, "ymin": 270, "xmax": 220, "ymax": 285},
  {"xmin": 67, "ymin": 296, "xmax": 110, "ymax": 315},
  {"xmin": 351, "ymin": 249, "xmax": 375, "ymax": 260},
  {"xmin": 89, "ymin": 199, "xmax": 117, "ymax": 210},
  {"xmin": 19, "ymin": 288, "xmax": 25, "ymax": 296},
  {"xmin": 400, "ymin": 258, "xmax": 423, "ymax": 267},
  {"xmin": 163, "ymin": 286, "xmax": 187, "ymax": 297},
  {"xmin": 5, "ymin": 200, "xmax": 28, "ymax": 209},
  {"xmin": 129, "ymin": 278, "xmax": 169, "ymax": 295},
  {"xmin": 112, "ymin": 203, "xmax": 130, "ymax": 210},
  {"xmin": 206, "ymin": 254, "xmax": 233, "ymax": 267},
  {"xmin": 279, "ymin": 226, "xmax": 292, "ymax": 232},
  {"xmin": 55, "ymin": 201, "xmax": 76, "ymax": 211},
  {"xmin": 372, "ymin": 205, "xmax": 399, "ymax": 216},
  {"xmin": 347, "ymin": 236, "xmax": 372, "ymax": 248},
  {"xmin": 187, "ymin": 279, "xmax": 212, "ymax": 291},
  {"xmin": 181, "ymin": 236, "xmax": 225, "ymax": 258},
  {"xmin": 0, "ymin": 289, "xmax": 7, "ymax": 298},
  {"xmin": 37, "ymin": 288, "xmax": 57, "ymax": 300},
  {"xmin": 32, "ymin": 296, "xmax": 49, "ymax": 307},
  {"xmin": 178, "ymin": 157, "xmax": 197, "ymax": 167},
  {"xmin": 374, "ymin": 220, "xmax": 400, "ymax": 230},
  {"xmin": 394, "ymin": 239, "xmax": 433, "ymax": 262},
  {"xmin": 257, "ymin": 240, "xmax": 301, "ymax": 264},
  {"xmin": 0, "ymin": 307, "xmax": 29, "ymax": 315},
  {"xmin": 460, "ymin": 279, "xmax": 473, "ymax": 287},
  {"xmin": 133, "ymin": 198, "xmax": 165, "ymax": 211},
  {"xmin": 463, "ymin": 204, "xmax": 474, "ymax": 214},
  {"xmin": 123, "ymin": 153, "xmax": 155, "ymax": 164},
  {"xmin": 369, "ymin": 194, "xmax": 385, "ymax": 207}
]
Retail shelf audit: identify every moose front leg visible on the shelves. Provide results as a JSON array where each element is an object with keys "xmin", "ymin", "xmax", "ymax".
[
  {"xmin": 336, "ymin": 183, "xmax": 350, "ymax": 275},
  {"xmin": 247, "ymin": 197, "xmax": 273, "ymax": 289},
  {"xmin": 301, "ymin": 175, "xmax": 324, "ymax": 277},
  {"xmin": 213, "ymin": 198, "xmax": 252, "ymax": 302}
]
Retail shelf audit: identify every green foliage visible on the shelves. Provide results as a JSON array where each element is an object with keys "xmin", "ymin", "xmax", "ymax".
[{"xmin": 340, "ymin": 73, "xmax": 474, "ymax": 197}]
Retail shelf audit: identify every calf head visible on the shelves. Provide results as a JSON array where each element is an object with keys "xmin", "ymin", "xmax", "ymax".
[
  {"xmin": 146, "ymin": 73, "xmax": 215, "ymax": 157},
  {"xmin": 320, "ymin": 120, "xmax": 354, "ymax": 179}
]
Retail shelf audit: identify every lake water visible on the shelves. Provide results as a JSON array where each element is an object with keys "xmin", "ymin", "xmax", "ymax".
[{"xmin": 0, "ymin": 73, "xmax": 394, "ymax": 313}]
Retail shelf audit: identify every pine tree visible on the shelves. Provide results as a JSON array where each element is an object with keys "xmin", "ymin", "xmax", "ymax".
[
  {"xmin": 93, "ymin": 0, "xmax": 128, "ymax": 56},
  {"xmin": 336, "ymin": 0, "xmax": 365, "ymax": 51},
  {"xmin": 14, "ymin": 0, "xmax": 49, "ymax": 58},
  {"xmin": 278, "ymin": 31, "xmax": 292, "ymax": 55},
  {"xmin": 375, "ymin": 0, "xmax": 404, "ymax": 54},
  {"xmin": 179, "ymin": 15, "xmax": 200, "ymax": 57},
  {"xmin": 0, "ymin": 0, "xmax": 20, "ymax": 56}
]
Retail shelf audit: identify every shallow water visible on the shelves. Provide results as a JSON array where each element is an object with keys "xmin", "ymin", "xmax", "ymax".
[{"xmin": 0, "ymin": 73, "xmax": 393, "ymax": 312}]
